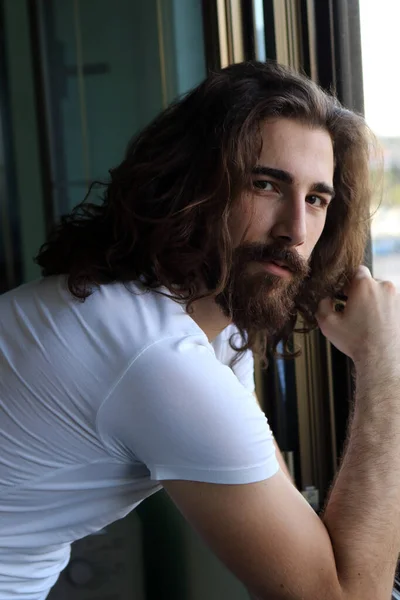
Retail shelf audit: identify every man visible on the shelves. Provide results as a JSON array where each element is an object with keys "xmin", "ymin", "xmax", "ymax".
[{"xmin": 0, "ymin": 60, "xmax": 398, "ymax": 599}]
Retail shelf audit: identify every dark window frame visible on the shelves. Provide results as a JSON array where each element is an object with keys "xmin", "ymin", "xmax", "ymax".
[{"xmin": 0, "ymin": 0, "xmax": 23, "ymax": 291}]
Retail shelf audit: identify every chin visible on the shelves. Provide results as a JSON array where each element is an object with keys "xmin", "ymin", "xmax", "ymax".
[{"xmin": 215, "ymin": 272, "xmax": 299, "ymax": 336}]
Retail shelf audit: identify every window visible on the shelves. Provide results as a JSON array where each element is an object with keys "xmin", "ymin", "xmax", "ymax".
[{"xmin": 360, "ymin": 0, "xmax": 400, "ymax": 287}]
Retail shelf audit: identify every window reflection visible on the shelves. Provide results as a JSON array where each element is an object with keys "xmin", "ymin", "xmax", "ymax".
[{"xmin": 360, "ymin": 0, "xmax": 400, "ymax": 287}]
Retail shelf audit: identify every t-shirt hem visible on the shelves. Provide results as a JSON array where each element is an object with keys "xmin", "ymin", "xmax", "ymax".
[{"xmin": 150, "ymin": 459, "xmax": 280, "ymax": 485}]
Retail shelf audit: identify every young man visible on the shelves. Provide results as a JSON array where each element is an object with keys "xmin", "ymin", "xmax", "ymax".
[{"xmin": 0, "ymin": 61, "xmax": 399, "ymax": 600}]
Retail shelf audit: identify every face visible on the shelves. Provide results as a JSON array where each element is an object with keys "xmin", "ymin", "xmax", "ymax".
[{"xmin": 216, "ymin": 118, "xmax": 335, "ymax": 336}]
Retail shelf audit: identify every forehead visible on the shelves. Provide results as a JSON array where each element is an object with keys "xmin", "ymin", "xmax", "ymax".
[{"xmin": 258, "ymin": 118, "xmax": 334, "ymax": 184}]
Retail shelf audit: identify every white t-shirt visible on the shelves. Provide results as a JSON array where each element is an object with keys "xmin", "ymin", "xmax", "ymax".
[{"xmin": 0, "ymin": 276, "xmax": 278, "ymax": 599}]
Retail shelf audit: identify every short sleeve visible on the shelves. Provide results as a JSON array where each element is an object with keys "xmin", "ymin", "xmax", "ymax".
[{"xmin": 97, "ymin": 334, "xmax": 278, "ymax": 485}]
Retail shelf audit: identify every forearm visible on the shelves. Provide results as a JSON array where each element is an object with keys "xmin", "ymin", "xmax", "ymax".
[{"xmin": 322, "ymin": 362, "xmax": 400, "ymax": 599}]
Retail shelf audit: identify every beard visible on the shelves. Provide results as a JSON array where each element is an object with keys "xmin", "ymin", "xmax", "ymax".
[{"xmin": 212, "ymin": 242, "xmax": 310, "ymax": 338}]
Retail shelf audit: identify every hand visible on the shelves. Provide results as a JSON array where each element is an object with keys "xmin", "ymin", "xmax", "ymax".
[{"xmin": 316, "ymin": 265, "xmax": 400, "ymax": 366}]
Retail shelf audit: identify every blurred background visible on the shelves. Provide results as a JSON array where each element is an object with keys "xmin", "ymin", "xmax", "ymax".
[{"xmin": 0, "ymin": 0, "xmax": 398, "ymax": 598}]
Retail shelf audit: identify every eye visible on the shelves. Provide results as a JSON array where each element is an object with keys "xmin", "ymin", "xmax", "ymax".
[
  {"xmin": 253, "ymin": 180, "xmax": 277, "ymax": 192},
  {"xmin": 306, "ymin": 195, "xmax": 329, "ymax": 208}
]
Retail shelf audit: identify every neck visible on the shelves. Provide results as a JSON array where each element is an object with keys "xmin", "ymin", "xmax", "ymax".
[{"xmin": 189, "ymin": 295, "xmax": 231, "ymax": 342}]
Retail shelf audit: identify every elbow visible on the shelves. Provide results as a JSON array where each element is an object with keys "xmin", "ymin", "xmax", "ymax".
[{"xmin": 249, "ymin": 575, "xmax": 347, "ymax": 600}]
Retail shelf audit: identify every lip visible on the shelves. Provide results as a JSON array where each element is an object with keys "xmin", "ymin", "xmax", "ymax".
[{"xmin": 260, "ymin": 260, "xmax": 293, "ymax": 278}]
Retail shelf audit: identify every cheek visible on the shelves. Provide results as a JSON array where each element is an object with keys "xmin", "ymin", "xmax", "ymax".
[
  {"xmin": 244, "ymin": 217, "xmax": 267, "ymax": 243},
  {"xmin": 229, "ymin": 196, "xmax": 256, "ymax": 245},
  {"xmin": 306, "ymin": 215, "xmax": 327, "ymax": 253},
  {"xmin": 244, "ymin": 199, "xmax": 276, "ymax": 242}
]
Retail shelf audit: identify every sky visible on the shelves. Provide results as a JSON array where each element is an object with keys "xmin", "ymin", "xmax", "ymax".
[{"xmin": 359, "ymin": 0, "xmax": 400, "ymax": 137}]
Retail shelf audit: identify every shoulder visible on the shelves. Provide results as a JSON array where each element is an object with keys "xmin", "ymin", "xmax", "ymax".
[
  {"xmin": 63, "ymin": 280, "xmax": 207, "ymax": 353},
  {"xmin": 212, "ymin": 325, "xmax": 255, "ymax": 392}
]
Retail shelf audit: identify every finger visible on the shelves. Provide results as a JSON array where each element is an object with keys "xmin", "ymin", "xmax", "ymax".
[
  {"xmin": 336, "ymin": 266, "xmax": 372, "ymax": 301},
  {"xmin": 353, "ymin": 264, "xmax": 372, "ymax": 281},
  {"xmin": 316, "ymin": 297, "xmax": 337, "ymax": 321}
]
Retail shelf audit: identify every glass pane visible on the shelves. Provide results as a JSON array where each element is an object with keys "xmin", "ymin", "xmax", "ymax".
[
  {"xmin": 360, "ymin": 0, "xmax": 400, "ymax": 287},
  {"xmin": 253, "ymin": 0, "xmax": 266, "ymax": 61},
  {"xmin": 37, "ymin": 0, "xmax": 206, "ymax": 217}
]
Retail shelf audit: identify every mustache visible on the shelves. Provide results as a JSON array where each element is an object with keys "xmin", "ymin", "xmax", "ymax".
[{"xmin": 234, "ymin": 242, "xmax": 310, "ymax": 277}]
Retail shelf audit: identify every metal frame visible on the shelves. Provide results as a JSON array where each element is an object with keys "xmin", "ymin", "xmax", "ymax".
[
  {"xmin": 0, "ymin": 0, "xmax": 22, "ymax": 291},
  {"xmin": 201, "ymin": 0, "xmax": 221, "ymax": 72},
  {"xmin": 262, "ymin": 0, "xmax": 276, "ymax": 60},
  {"xmin": 27, "ymin": 0, "xmax": 54, "ymax": 233},
  {"xmin": 272, "ymin": 0, "xmax": 303, "ymax": 69},
  {"xmin": 215, "ymin": 0, "xmax": 245, "ymax": 67}
]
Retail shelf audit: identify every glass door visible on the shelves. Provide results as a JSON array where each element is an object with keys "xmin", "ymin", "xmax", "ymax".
[
  {"xmin": 35, "ymin": 0, "xmax": 207, "ymax": 218},
  {"xmin": 1, "ymin": 0, "xmax": 47, "ymax": 283}
]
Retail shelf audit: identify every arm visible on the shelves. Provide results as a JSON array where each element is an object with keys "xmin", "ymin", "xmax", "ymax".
[
  {"xmin": 273, "ymin": 437, "xmax": 295, "ymax": 484},
  {"xmin": 317, "ymin": 268, "xmax": 400, "ymax": 599},
  {"xmin": 252, "ymin": 391, "xmax": 295, "ymax": 484},
  {"xmin": 163, "ymin": 267, "xmax": 400, "ymax": 600}
]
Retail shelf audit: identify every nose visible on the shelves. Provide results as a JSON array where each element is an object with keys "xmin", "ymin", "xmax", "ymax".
[{"xmin": 270, "ymin": 194, "xmax": 306, "ymax": 247}]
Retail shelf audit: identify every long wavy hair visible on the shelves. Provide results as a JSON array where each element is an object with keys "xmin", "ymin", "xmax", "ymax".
[{"xmin": 36, "ymin": 60, "xmax": 374, "ymax": 363}]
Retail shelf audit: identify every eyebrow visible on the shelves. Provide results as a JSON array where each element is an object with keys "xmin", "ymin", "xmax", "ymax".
[{"xmin": 252, "ymin": 165, "xmax": 335, "ymax": 198}]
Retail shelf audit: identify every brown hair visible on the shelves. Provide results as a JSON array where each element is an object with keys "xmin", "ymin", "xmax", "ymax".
[{"xmin": 36, "ymin": 60, "xmax": 374, "ymax": 362}]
